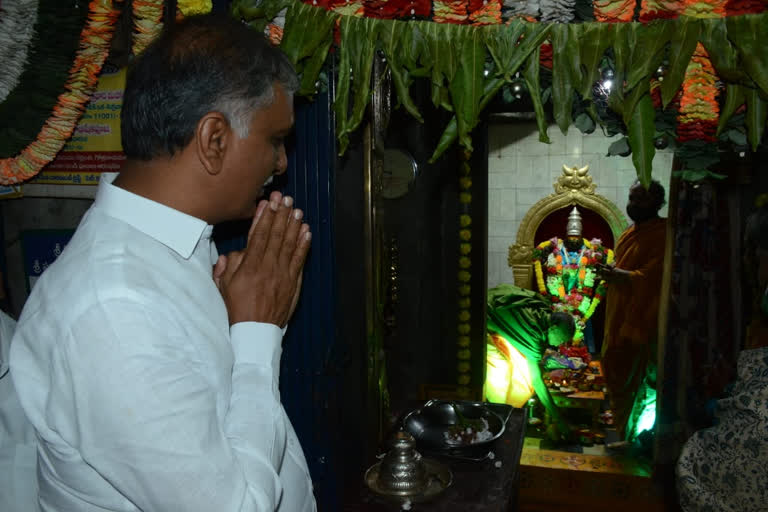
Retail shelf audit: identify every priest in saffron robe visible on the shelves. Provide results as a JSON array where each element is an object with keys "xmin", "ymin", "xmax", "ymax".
[{"xmin": 600, "ymin": 180, "xmax": 668, "ymax": 440}]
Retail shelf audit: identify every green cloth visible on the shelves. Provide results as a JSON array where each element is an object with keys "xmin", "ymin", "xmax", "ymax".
[{"xmin": 486, "ymin": 284, "xmax": 567, "ymax": 431}]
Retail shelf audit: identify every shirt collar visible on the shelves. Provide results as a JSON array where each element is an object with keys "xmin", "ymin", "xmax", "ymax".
[{"xmin": 93, "ymin": 173, "xmax": 213, "ymax": 260}]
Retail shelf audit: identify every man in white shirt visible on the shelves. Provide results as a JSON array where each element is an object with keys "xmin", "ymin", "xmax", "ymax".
[{"xmin": 11, "ymin": 14, "xmax": 316, "ymax": 512}]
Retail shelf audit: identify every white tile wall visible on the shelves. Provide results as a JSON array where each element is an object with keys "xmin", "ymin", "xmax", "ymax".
[{"xmin": 486, "ymin": 122, "xmax": 673, "ymax": 289}]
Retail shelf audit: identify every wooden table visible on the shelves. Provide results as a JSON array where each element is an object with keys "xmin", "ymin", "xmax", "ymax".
[{"xmin": 347, "ymin": 407, "xmax": 527, "ymax": 511}]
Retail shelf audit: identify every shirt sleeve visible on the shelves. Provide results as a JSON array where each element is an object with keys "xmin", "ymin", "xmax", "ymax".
[{"xmin": 46, "ymin": 298, "xmax": 287, "ymax": 512}]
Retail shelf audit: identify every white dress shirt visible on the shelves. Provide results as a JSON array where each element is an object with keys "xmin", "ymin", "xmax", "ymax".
[
  {"xmin": 0, "ymin": 311, "xmax": 39, "ymax": 512},
  {"xmin": 10, "ymin": 173, "xmax": 316, "ymax": 512}
]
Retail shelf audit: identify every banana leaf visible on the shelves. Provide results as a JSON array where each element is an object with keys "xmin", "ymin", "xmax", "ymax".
[
  {"xmin": 660, "ymin": 17, "xmax": 700, "ymax": 109},
  {"xmin": 576, "ymin": 22, "xmax": 616, "ymax": 103},
  {"xmin": 424, "ymin": 23, "xmax": 461, "ymax": 112},
  {"xmin": 522, "ymin": 46, "xmax": 551, "ymax": 144},
  {"xmin": 727, "ymin": 15, "xmax": 768, "ymax": 97},
  {"xmin": 745, "ymin": 86, "xmax": 768, "ymax": 152},
  {"xmin": 551, "ymin": 24, "xmax": 581, "ymax": 135},
  {"xmin": 334, "ymin": 16, "xmax": 378, "ymax": 155},
  {"xmin": 717, "ymin": 83, "xmax": 745, "ymax": 136},
  {"xmin": 280, "ymin": 1, "xmax": 337, "ymax": 96},
  {"xmin": 627, "ymin": 93, "xmax": 656, "ymax": 188},
  {"xmin": 377, "ymin": 20, "xmax": 423, "ymax": 122},
  {"xmin": 448, "ymin": 26, "xmax": 490, "ymax": 152},
  {"xmin": 429, "ymin": 22, "xmax": 551, "ymax": 161},
  {"xmin": 699, "ymin": 18, "xmax": 748, "ymax": 85},
  {"xmin": 624, "ymin": 21, "xmax": 673, "ymax": 93}
]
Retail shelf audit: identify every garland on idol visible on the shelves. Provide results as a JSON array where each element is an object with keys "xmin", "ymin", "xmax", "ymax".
[{"xmin": 533, "ymin": 237, "xmax": 614, "ymax": 341}]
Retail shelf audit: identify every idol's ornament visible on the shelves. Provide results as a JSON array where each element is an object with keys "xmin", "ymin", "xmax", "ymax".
[{"xmin": 532, "ymin": 207, "xmax": 614, "ymax": 343}]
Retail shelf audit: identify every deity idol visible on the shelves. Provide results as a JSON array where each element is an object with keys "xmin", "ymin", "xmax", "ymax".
[{"xmin": 532, "ymin": 207, "xmax": 614, "ymax": 344}]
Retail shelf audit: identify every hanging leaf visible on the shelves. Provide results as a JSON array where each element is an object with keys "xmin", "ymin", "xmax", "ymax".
[
  {"xmin": 576, "ymin": 23, "xmax": 615, "ymax": 102},
  {"xmin": 699, "ymin": 18, "xmax": 747, "ymax": 85},
  {"xmin": 430, "ymin": 76, "xmax": 505, "ymax": 162},
  {"xmin": 281, "ymin": 1, "xmax": 337, "ymax": 96},
  {"xmin": 660, "ymin": 17, "xmax": 700, "ymax": 109},
  {"xmin": 727, "ymin": 16, "xmax": 768, "ymax": 97},
  {"xmin": 429, "ymin": 23, "xmax": 551, "ymax": 161},
  {"xmin": 377, "ymin": 20, "xmax": 423, "ymax": 122},
  {"xmin": 717, "ymin": 83, "xmax": 745, "ymax": 136},
  {"xmin": 522, "ymin": 46, "xmax": 551, "ymax": 144},
  {"xmin": 745, "ymin": 86, "xmax": 767, "ymax": 152},
  {"xmin": 233, "ymin": 0, "xmax": 292, "ymax": 33},
  {"xmin": 624, "ymin": 22, "xmax": 672, "ymax": 93},
  {"xmin": 622, "ymin": 83, "xmax": 649, "ymax": 127},
  {"xmin": 485, "ymin": 22, "xmax": 552, "ymax": 81},
  {"xmin": 628, "ymin": 93, "xmax": 656, "ymax": 187},
  {"xmin": 334, "ymin": 16, "xmax": 378, "ymax": 155},
  {"xmin": 607, "ymin": 137, "xmax": 630, "ymax": 156},
  {"xmin": 424, "ymin": 23, "xmax": 460, "ymax": 111},
  {"xmin": 551, "ymin": 24, "xmax": 580, "ymax": 134},
  {"xmin": 608, "ymin": 23, "xmax": 629, "ymax": 116},
  {"xmin": 574, "ymin": 112, "xmax": 595, "ymax": 134},
  {"xmin": 485, "ymin": 22, "xmax": 528, "ymax": 81},
  {"xmin": 448, "ymin": 26, "xmax": 488, "ymax": 152}
]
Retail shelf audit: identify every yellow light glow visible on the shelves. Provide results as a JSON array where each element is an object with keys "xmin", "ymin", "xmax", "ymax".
[{"xmin": 485, "ymin": 336, "xmax": 534, "ymax": 408}]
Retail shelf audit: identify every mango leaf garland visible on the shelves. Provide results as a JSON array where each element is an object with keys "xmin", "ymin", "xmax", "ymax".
[
  {"xmin": 377, "ymin": 20, "xmax": 424, "ymax": 122},
  {"xmin": 448, "ymin": 26, "xmax": 487, "ymax": 152},
  {"xmin": 522, "ymin": 46, "xmax": 552, "ymax": 144}
]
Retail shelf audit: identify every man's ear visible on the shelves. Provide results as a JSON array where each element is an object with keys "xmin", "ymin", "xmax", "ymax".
[{"xmin": 195, "ymin": 112, "xmax": 230, "ymax": 176}]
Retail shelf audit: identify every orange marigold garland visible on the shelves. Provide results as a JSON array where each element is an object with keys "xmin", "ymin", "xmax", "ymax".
[
  {"xmin": 0, "ymin": 0, "xmax": 121, "ymax": 185},
  {"xmin": 468, "ymin": 0, "xmax": 501, "ymax": 24},
  {"xmin": 132, "ymin": 0, "xmax": 164, "ymax": 56},
  {"xmin": 593, "ymin": 0, "xmax": 636, "ymax": 22},
  {"xmin": 638, "ymin": 0, "xmax": 682, "ymax": 21},
  {"xmin": 677, "ymin": 43, "xmax": 719, "ymax": 144}
]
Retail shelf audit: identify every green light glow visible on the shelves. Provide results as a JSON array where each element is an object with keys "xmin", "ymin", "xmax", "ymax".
[{"xmin": 485, "ymin": 335, "xmax": 534, "ymax": 407}]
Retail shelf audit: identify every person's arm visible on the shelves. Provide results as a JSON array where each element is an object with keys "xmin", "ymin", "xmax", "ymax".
[
  {"xmin": 526, "ymin": 358, "xmax": 568, "ymax": 437},
  {"xmin": 46, "ymin": 299, "xmax": 289, "ymax": 511}
]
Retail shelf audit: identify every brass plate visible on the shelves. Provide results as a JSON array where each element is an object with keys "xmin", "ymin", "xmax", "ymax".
[{"xmin": 365, "ymin": 458, "xmax": 452, "ymax": 503}]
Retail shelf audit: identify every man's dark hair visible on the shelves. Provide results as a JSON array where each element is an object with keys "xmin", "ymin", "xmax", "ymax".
[
  {"xmin": 121, "ymin": 14, "xmax": 298, "ymax": 160},
  {"xmin": 633, "ymin": 179, "xmax": 667, "ymax": 211},
  {"xmin": 549, "ymin": 312, "xmax": 576, "ymax": 340}
]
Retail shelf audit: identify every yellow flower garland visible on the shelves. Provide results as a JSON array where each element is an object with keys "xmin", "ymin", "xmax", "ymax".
[
  {"xmin": 178, "ymin": 0, "xmax": 212, "ymax": 16},
  {"xmin": 132, "ymin": 0, "xmax": 164, "ymax": 56},
  {"xmin": 0, "ymin": 0, "xmax": 121, "ymax": 185}
]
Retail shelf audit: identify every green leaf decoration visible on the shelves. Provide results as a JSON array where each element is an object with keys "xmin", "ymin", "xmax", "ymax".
[
  {"xmin": 0, "ymin": 0, "xmax": 89, "ymax": 158},
  {"xmin": 717, "ymin": 83, "xmax": 745, "ymax": 136},
  {"xmin": 233, "ymin": 0, "xmax": 292, "ymax": 34},
  {"xmin": 281, "ymin": 1, "xmax": 337, "ymax": 97},
  {"xmin": 744, "ymin": 86, "xmax": 767, "ymax": 152},
  {"xmin": 522, "ymin": 46, "xmax": 551, "ymax": 144},
  {"xmin": 485, "ymin": 22, "xmax": 528, "ymax": 81},
  {"xmin": 551, "ymin": 24, "xmax": 580, "ymax": 134},
  {"xmin": 624, "ymin": 21, "xmax": 672, "ymax": 93},
  {"xmin": 424, "ymin": 23, "xmax": 461, "ymax": 112},
  {"xmin": 377, "ymin": 20, "xmax": 423, "ymax": 122},
  {"xmin": 429, "ymin": 76, "xmax": 504, "ymax": 162},
  {"xmin": 448, "ymin": 26, "xmax": 488, "ymax": 152},
  {"xmin": 334, "ymin": 16, "xmax": 378, "ymax": 155},
  {"xmin": 574, "ymin": 112, "xmax": 596, "ymax": 134},
  {"xmin": 699, "ymin": 18, "xmax": 747, "ymax": 85},
  {"xmin": 628, "ymin": 93, "xmax": 656, "ymax": 187},
  {"xmin": 661, "ymin": 17, "xmax": 700, "ymax": 109},
  {"xmin": 727, "ymin": 15, "xmax": 768, "ymax": 97},
  {"xmin": 607, "ymin": 137, "xmax": 630, "ymax": 156},
  {"xmin": 576, "ymin": 23, "xmax": 615, "ymax": 102}
]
